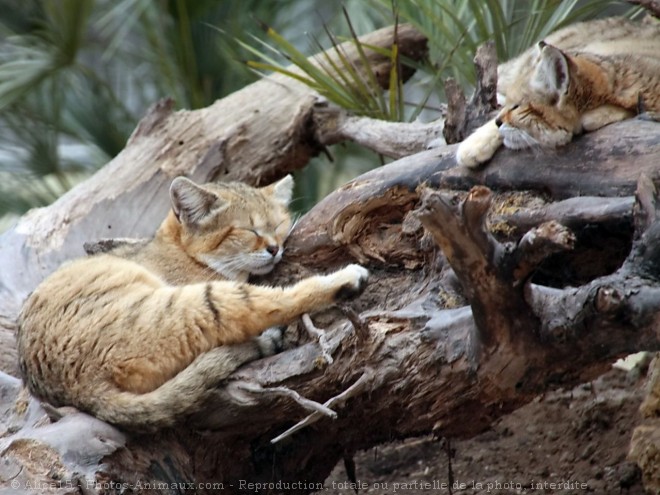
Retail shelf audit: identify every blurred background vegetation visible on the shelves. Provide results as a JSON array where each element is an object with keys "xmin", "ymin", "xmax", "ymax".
[{"xmin": 0, "ymin": 0, "xmax": 639, "ymax": 232}]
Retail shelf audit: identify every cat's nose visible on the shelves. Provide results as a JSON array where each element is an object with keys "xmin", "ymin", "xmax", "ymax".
[
  {"xmin": 495, "ymin": 117, "xmax": 503, "ymax": 127},
  {"xmin": 266, "ymin": 245, "xmax": 279, "ymax": 257}
]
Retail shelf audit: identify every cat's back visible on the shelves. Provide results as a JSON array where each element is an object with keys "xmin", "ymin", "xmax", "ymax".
[
  {"xmin": 22, "ymin": 255, "xmax": 164, "ymax": 314},
  {"xmin": 18, "ymin": 254, "xmax": 166, "ymax": 403},
  {"xmin": 499, "ymin": 17, "xmax": 660, "ymax": 92},
  {"xmin": 543, "ymin": 17, "xmax": 659, "ymax": 55},
  {"xmin": 19, "ymin": 254, "xmax": 164, "ymax": 351}
]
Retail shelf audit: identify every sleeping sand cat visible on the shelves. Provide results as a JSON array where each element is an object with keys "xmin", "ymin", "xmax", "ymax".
[
  {"xmin": 17, "ymin": 175, "xmax": 369, "ymax": 431},
  {"xmin": 456, "ymin": 16, "xmax": 660, "ymax": 168}
]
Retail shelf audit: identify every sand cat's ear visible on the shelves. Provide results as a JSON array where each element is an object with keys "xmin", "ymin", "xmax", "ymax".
[
  {"xmin": 264, "ymin": 175, "xmax": 294, "ymax": 206},
  {"xmin": 533, "ymin": 41, "xmax": 570, "ymax": 98},
  {"xmin": 170, "ymin": 177, "xmax": 222, "ymax": 225}
]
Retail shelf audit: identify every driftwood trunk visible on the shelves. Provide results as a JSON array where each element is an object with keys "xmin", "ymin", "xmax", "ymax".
[{"xmin": 1, "ymin": 22, "xmax": 659, "ymax": 495}]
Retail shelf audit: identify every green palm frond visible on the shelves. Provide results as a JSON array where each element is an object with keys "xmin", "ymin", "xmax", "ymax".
[
  {"xmin": 235, "ymin": 8, "xmax": 407, "ymax": 122},
  {"xmin": 391, "ymin": 0, "xmax": 638, "ymax": 92},
  {"xmin": 0, "ymin": 0, "xmax": 93, "ymax": 110}
]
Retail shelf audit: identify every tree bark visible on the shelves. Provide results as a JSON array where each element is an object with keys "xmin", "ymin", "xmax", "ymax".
[{"xmin": 1, "ymin": 24, "xmax": 660, "ymax": 495}]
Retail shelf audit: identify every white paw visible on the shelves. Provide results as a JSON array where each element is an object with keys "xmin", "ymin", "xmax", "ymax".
[
  {"xmin": 456, "ymin": 120, "xmax": 503, "ymax": 168},
  {"xmin": 327, "ymin": 264, "xmax": 369, "ymax": 301},
  {"xmin": 255, "ymin": 327, "xmax": 284, "ymax": 356},
  {"xmin": 456, "ymin": 140, "xmax": 488, "ymax": 168}
]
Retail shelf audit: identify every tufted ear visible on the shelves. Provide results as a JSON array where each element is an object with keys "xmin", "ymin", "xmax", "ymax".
[
  {"xmin": 170, "ymin": 177, "xmax": 223, "ymax": 225},
  {"xmin": 532, "ymin": 41, "xmax": 570, "ymax": 98},
  {"xmin": 264, "ymin": 175, "xmax": 294, "ymax": 206}
]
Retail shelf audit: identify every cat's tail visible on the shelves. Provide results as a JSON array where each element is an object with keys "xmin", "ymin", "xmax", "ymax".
[{"xmin": 86, "ymin": 342, "xmax": 262, "ymax": 431}]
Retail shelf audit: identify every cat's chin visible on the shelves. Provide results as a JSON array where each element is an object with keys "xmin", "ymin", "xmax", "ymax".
[
  {"xmin": 499, "ymin": 125, "xmax": 537, "ymax": 150},
  {"xmin": 248, "ymin": 262, "xmax": 277, "ymax": 276}
]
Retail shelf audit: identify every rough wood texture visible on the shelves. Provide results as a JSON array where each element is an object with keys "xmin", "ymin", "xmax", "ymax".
[
  {"xmin": 312, "ymin": 99, "xmax": 445, "ymax": 159},
  {"xmin": 1, "ymin": 116, "xmax": 659, "ymax": 493},
  {"xmin": 443, "ymin": 41, "xmax": 498, "ymax": 144}
]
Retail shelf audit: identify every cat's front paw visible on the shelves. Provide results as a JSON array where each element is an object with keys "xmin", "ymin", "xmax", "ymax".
[
  {"xmin": 456, "ymin": 120, "xmax": 503, "ymax": 168},
  {"xmin": 456, "ymin": 141, "xmax": 489, "ymax": 168},
  {"xmin": 328, "ymin": 264, "xmax": 369, "ymax": 301}
]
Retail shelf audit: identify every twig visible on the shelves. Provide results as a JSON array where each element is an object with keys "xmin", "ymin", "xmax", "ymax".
[
  {"xmin": 235, "ymin": 383, "xmax": 336, "ymax": 418},
  {"xmin": 271, "ymin": 371, "xmax": 372, "ymax": 444},
  {"xmin": 339, "ymin": 304, "xmax": 369, "ymax": 341},
  {"xmin": 302, "ymin": 313, "xmax": 334, "ymax": 364}
]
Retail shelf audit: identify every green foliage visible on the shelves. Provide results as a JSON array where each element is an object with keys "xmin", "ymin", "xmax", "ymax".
[
  {"xmin": 0, "ymin": 0, "xmax": 294, "ymax": 228},
  {"xmin": 390, "ymin": 0, "xmax": 638, "ymax": 93},
  {"xmin": 237, "ymin": 9, "xmax": 404, "ymax": 121}
]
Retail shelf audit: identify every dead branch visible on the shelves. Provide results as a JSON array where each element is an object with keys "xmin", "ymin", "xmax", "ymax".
[
  {"xmin": 443, "ymin": 41, "xmax": 498, "ymax": 144},
  {"xmin": 302, "ymin": 314, "xmax": 334, "ymax": 364},
  {"xmin": 312, "ymin": 100, "xmax": 445, "ymax": 159},
  {"xmin": 496, "ymin": 196, "xmax": 634, "ymax": 234}
]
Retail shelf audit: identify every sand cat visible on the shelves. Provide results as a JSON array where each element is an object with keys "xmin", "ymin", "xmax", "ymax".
[
  {"xmin": 17, "ymin": 176, "xmax": 369, "ymax": 431},
  {"xmin": 456, "ymin": 17, "xmax": 660, "ymax": 168}
]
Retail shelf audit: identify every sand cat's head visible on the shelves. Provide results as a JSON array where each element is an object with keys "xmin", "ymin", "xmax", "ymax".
[
  {"xmin": 495, "ymin": 42, "xmax": 581, "ymax": 150},
  {"xmin": 169, "ymin": 176, "xmax": 293, "ymax": 280}
]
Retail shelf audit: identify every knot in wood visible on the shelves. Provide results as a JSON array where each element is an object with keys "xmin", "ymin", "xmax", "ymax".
[
  {"xmin": 464, "ymin": 186, "xmax": 493, "ymax": 220},
  {"xmin": 594, "ymin": 286, "xmax": 624, "ymax": 315},
  {"xmin": 467, "ymin": 186, "xmax": 492, "ymax": 203},
  {"xmin": 536, "ymin": 221, "xmax": 576, "ymax": 248}
]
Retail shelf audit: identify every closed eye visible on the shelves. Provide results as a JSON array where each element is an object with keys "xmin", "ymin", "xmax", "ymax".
[
  {"xmin": 235, "ymin": 227, "xmax": 260, "ymax": 237},
  {"xmin": 210, "ymin": 227, "xmax": 234, "ymax": 250},
  {"xmin": 247, "ymin": 220, "xmax": 289, "ymax": 236}
]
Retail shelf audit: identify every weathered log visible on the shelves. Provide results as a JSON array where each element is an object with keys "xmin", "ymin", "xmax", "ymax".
[
  {"xmin": 99, "ymin": 151, "xmax": 659, "ymax": 490},
  {"xmin": 1, "ymin": 116, "xmax": 659, "ymax": 493}
]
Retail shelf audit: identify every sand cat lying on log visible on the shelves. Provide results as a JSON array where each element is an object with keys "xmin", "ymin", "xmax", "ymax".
[
  {"xmin": 17, "ymin": 176, "xmax": 369, "ymax": 431},
  {"xmin": 457, "ymin": 17, "xmax": 660, "ymax": 168}
]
